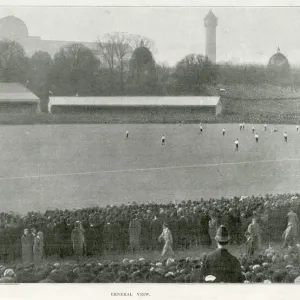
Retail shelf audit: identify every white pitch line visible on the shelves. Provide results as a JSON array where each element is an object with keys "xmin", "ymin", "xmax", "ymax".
[{"xmin": 1, "ymin": 157, "xmax": 300, "ymax": 181}]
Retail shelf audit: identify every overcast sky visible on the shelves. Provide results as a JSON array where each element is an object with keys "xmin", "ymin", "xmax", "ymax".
[{"xmin": 1, "ymin": 6, "xmax": 300, "ymax": 66}]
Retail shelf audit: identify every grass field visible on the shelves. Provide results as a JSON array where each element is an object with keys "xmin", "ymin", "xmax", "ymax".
[{"xmin": 1, "ymin": 123, "xmax": 300, "ymax": 214}]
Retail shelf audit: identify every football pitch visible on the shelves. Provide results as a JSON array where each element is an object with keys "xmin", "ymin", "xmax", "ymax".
[{"xmin": 1, "ymin": 123, "xmax": 300, "ymax": 214}]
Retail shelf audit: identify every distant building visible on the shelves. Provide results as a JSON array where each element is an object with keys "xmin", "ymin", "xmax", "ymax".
[
  {"xmin": 1, "ymin": 13, "xmax": 219, "ymax": 66},
  {"xmin": 204, "ymin": 10, "xmax": 218, "ymax": 64},
  {"xmin": 128, "ymin": 40, "xmax": 157, "ymax": 94},
  {"xmin": 0, "ymin": 15, "xmax": 97, "ymax": 57},
  {"xmin": 48, "ymin": 96, "xmax": 222, "ymax": 122},
  {"xmin": 130, "ymin": 40, "xmax": 156, "ymax": 82},
  {"xmin": 267, "ymin": 47, "xmax": 291, "ymax": 86},
  {"xmin": 0, "ymin": 82, "xmax": 40, "ymax": 115},
  {"xmin": 268, "ymin": 47, "xmax": 290, "ymax": 68}
]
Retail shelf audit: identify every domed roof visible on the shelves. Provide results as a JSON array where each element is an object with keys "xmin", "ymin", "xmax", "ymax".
[
  {"xmin": 268, "ymin": 47, "xmax": 289, "ymax": 67},
  {"xmin": 131, "ymin": 40, "xmax": 154, "ymax": 66},
  {"xmin": 0, "ymin": 16, "xmax": 29, "ymax": 39}
]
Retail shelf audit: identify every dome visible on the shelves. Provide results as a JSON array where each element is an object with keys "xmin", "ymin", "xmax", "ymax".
[
  {"xmin": 268, "ymin": 47, "xmax": 289, "ymax": 67},
  {"xmin": 0, "ymin": 16, "xmax": 29, "ymax": 39},
  {"xmin": 131, "ymin": 40, "xmax": 154, "ymax": 66}
]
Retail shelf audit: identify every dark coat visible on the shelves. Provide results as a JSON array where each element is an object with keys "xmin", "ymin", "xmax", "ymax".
[
  {"xmin": 150, "ymin": 219, "xmax": 161, "ymax": 242},
  {"xmin": 199, "ymin": 213, "xmax": 211, "ymax": 234},
  {"xmin": 178, "ymin": 216, "xmax": 188, "ymax": 242},
  {"xmin": 0, "ymin": 227, "xmax": 10, "ymax": 256},
  {"xmin": 140, "ymin": 218, "xmax": 150, "ymax": 247},
  {"xmin": 200, "ymin": 248, "xmax": 244, "ymax": 283},
  {"xmin": 199, "ymin": 213, "xmax": 211, "ymax": 246},
  {"xmin": 103, "ymin": 223, "xmax": 115, "ymax": 250},
  {"xmin": 21, "ymin": 233, "xmax": 34, "ymax": 264}
]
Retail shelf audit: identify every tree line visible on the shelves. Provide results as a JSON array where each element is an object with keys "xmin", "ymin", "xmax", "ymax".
[{"xmin": 0, "ymin": 32, "xmax": 297, "ymax": 100}]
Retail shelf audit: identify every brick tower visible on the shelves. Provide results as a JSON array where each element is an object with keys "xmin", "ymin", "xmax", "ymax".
[{"xmin": 204, "ymin": 10, "xmax": 218, "ymax": 64}]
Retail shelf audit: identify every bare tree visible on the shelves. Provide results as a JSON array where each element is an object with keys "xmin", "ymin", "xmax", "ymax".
[
  {"xmin": 97, "ymin": 33, "xmax": 155, "ymax": 67},
  {"xmin": 96, "ymin": 34, "xmax": 118, "ymax": 74},
  {"xmin": 128, "ymin": 34, "xmax": 155, "ymax": 52},
  {"xmin": 96, "ymin": 32, "xmax": 156, "ymax": 94},
  {"xmin": 97, "ymin": 32, "xmax": 133, "ymax": 93},
  {"xmin": 111, "ymin": 33, "xmax": 133, "ymax": 92}
]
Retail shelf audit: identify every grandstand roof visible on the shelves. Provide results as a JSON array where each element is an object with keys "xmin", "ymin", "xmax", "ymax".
[
  {"xmin": 49, "ymin": 96, "xmax": 221, "ymax": 107},
  {"xmin": 0, "ymin": 83, "xmax": 39, "ymax": 103}
]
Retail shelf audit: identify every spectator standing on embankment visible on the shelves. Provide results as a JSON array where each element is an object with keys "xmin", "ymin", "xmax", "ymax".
[
  {"xmin": 200, "ymin": 225, "xmax": 244, "ymax": 283},
  {"xmin": 129, "ymin": 214, "xmax": 141, "ymax": 254},
  {"xmin": 21, "ymin": 228, "xmax": 34, "ymax": 265},
  {"xmin": 282, "ymin": 208, "xmax": 299, "ymax": 249},
  {"xmin": 158, "ymin": 222, "xmax": 174, "ymax": 260},
  {"xmin": 71, "ymin": 221, "xmax": 85, "ymax": 261},
  {"xmin": 33, "ymin": 231, "xmax": 44, "ymax": 266},
  {"xmin": 247, "ymin": 217, "xmax": 262, "ymax": 255}
]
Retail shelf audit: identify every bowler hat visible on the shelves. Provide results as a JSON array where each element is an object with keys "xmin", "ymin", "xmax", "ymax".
[{"xmin": 215, "ymin": 225, "xmax": 230, "ymax": 242}]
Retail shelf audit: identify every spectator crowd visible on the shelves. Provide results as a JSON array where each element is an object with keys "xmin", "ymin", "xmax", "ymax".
[
  {"xmin": 0, "ymin": 192, "xmax": 300, "ymax": 283},
  {"xmin": 1, "ymin": 242, "xmax": 300, "ymax": 283}
]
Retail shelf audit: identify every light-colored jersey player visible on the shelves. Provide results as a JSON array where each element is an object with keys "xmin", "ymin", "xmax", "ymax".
[{"xmin": 235, "ymin": 139, "xmax": 239, "ymax": 150}]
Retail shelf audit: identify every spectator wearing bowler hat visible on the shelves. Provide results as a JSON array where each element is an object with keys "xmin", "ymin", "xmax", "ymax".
[
  {"xmin": 71, "ymin": 221, "xmax": 85, "ymax": 261},
  {"xmin": 200, "ymin": 225, "xmax": 244, "ymax": 283}
]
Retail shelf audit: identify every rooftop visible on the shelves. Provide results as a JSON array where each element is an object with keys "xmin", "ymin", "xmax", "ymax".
[
  {"xmin": 0, "ymin": 83, "xmax": 39, "ymax": 103},
  {"xmin": 204, "ymin": 10, "xmax": 218, "ymax": 21},
  {"xmin": 49, "ymin": 96, "xmax": 221, "ymax": 107},
  {"xmin": 268, "ymin": 47, "xmax": 289, "ymax": 67}
]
